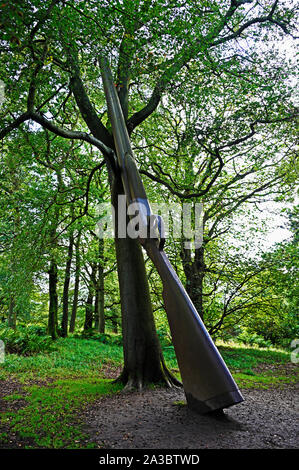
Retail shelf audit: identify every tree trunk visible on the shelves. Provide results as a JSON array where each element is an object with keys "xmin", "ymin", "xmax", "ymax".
[
  {"xmin": 94, "ymin": 239, "xmax": 105, "ymax": 333},
  {"xmin": 84, "ymin": 263, "xmax": 96, "ymax": 331},
  {"xmin": 61, "ymin": 231, "xmax": 74, "ymax": 337},
  {"xmin": 112, "ymin": 175, "xmax": 181, "ymax": 390},
  {"xmin": 181, "ymin": 245, "xmax": 205, "ymax": 321},
  {"xmin": 111, "ymin": 317, "xmax": 118, "ymax": 333},
  {"xmin": 94, "ymin": 276, "xmax": 105, "ymax": 333},
  {"xmin": 8, "ymin": 169, "xmax": 20, "ymax": 331},
  {"xmin": 69, "ymin": 229, "xmax": 81, "ymax": 333},
  {"xmin": 84, "ymin": 292, "xmax": 94, "ymax": 330},
  {"xmin": 48, "ymin": 259, "xmax": 58, "ymax": 340}
]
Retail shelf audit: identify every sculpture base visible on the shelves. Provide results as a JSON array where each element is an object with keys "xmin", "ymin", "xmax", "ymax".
[{"xmin": 185, "ymin": 389, "xmax": 244, "ymax": 415}]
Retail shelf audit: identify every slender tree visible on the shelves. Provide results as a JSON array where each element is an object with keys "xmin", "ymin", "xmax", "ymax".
[
  {"xmin": 48, "ymin": 257, "xmax": 58, "ymax": 339},
  {"xmin": 61, "ymin": 216, "xmax": 75, "ymax": 337},
  {"xmin": 84, "ymin": 262, "xmax": 96, "ymax": 331},
  {"xmin": 94, "ymin": 238, "xmax": 105, "ymax": 333},
  {"xmin": 69, "ymin": 229, "xmax": 82, "ymax": 333}
]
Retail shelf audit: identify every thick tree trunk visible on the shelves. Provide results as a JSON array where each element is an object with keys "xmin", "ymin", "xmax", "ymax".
[
  {"xmin": 94, "ymin": 239, "xmax": 105, "ymax": 333},
  {"xmin": 112, "ymin": 175, "xmax": 181, "ymax": 390},
  {"xmin": 69, "ymin": 230, "xmax": 81, "ymax": 333},
  {"xmin": 181, "ymin": 245, "xmax": 205, "ymax": 321},
  {"xmin": 48, "ymin": 259, "xmax": 58, "ymax": 340},
  {"xmin": 61, "ymin": 231, "xmax": 74, "ymax": 337}
]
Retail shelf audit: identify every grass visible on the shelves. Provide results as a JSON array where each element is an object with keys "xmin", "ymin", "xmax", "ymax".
[
  {"xmin": 217, "ymin": 340, "xmax": 291, "ymax": 370},
  {"xmin": 161, "ymin": 339, "xmax": 298, "ymax": 389},
  {"xmin": 217, "ymin": 341, "xmax": 298, "ymax": 389},
  {"xmin": 1, "ymin": 378, "xmax": 122, "ymax": 448},
  {"xmin": 0, "ymin": 335, "xmax": 297, "ymax": 448},
  {"xmin": 0, "ymin": 336, "xmax": 125, "ymax": 448},
  {"xmin": 0, "ymin": 336, "xmax": 124, "ymax": 382}
]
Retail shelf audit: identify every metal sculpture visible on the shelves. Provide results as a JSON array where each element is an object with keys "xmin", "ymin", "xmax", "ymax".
[{"xmin": 100, "ymin": 56, "xmax": 244, "ymax": 414}]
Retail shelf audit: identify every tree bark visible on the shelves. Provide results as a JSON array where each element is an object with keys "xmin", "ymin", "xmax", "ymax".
[
  {"xmin": 111, "ymin": 317, "xmax": 118, "ymax": 333},
  {"xmin": 69, "ymin": 230, "xmax": 81, "ymax": 333},
  {"xmin": 94, "ymin": 239, "xmax": 105, "ymax": 333},
  {"xmin": 112, "ymin": 175, "xmax": 181, "ymax": 390},
  {"xmin": 48, "ymin": 258, "xmax": 58, "ymax": 340},
  {"xmin": 84, "ymin": 292, "xmax": 93, "ymax": 331},
  {"xmin": 61, "ymin": 230, "xmax": 74, "ymax": 337},
  {"xmin": 64, "ymin": 52, "xmax": 180, "ymax": 388},
  {"xmin": 181, "ymin": 245, "xmax": 205, "ymax": 321},
  {"xmin": 84, "ymin": 263, "xmax": 96, "ymax": 331}
]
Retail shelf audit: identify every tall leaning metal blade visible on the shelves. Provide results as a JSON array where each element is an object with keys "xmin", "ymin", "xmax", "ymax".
[{"xmin": 99, "ymin": 56, "xmax": 244, "ymax": 414}]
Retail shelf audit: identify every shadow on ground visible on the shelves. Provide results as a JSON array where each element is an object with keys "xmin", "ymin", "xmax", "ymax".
[{"xmin": 81, "ymin": 386, "xmax": 298, "ymax": 449}]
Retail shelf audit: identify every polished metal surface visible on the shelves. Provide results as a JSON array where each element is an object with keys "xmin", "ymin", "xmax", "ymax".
[
  {"xmin": 146, "ymin": 241, "xmax": 244, "ymax": 413},
  {"xmin": 100, "ymin": 56, "xmax": 244, "ymax": 414}
]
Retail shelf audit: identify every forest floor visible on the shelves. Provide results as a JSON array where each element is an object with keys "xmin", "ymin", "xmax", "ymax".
[
  {"xmin": 0, "ymin": 337, "xmax": 298, "ymax": 449},
  {"xmin": 81, "ymin": 381, "xmax": 298, "ymax": 449}
]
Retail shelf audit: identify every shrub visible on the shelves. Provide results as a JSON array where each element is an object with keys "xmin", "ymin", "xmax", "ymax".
[
  {"xmin": 21, "ymin": 325, "xmax": 48, "ymax": 336},
  {"xmin": 0, "ymin": 326, "xmax": 55, "ymax": 355},
  {"xmin": 236, "ymin": 331, "xmax": 273, "ymax": 349},
  {"xmin": 156, "ymin": 328, "xmax": 172, "ymax": 347},
  {"xmin": 217, "ymin": 325, "xmax": 242, "ymax": 342},
  {"xmin": 75, "ymin": 329, "xmax": 123, "ymax": 345}
]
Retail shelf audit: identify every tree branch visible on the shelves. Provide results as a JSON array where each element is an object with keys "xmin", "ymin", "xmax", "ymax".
[
  {"xmin": 0, "ymin": 111, "xmax": 116, "ymax": 169},
  {"xmin": 66, "ymin": 47, "xmax": 114, "ymax": 148},
  {"xmin": 30, "ymin": 112, "xmax": 115, "ymax": 159},
  {"xmin": 0, "ymin": 112, "xmax": 31, "ymax": 140},
  {"xmin": 140, "ymin": 149, "xmax": 223, "ymax": 200}
]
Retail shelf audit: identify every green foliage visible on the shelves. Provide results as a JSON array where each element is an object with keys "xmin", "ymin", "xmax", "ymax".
[
  {"xmin": 234, "ymin": 331, "xmax": 273, "ymax": 349},
  {"xmin": 0, "ymin": 326, "xmax": 55, "ymax": 355},
  {"xmin": 78, "ymin": 329, "xmax": 123, "ymax": 346},
  {"xmin": 156, "ymin": 327, "xmax": 172, "ymax": 347},
  {"xmin": 218, "ymin": 328, "xmax": 274, "ymax": 349}
]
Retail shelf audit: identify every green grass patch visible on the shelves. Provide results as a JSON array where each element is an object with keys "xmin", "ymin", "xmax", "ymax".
[
  {"xmin": 217, "ymin": 341, "xmax": 291, "ymax": 370},
  {"xmin": 1, "ymin": 377, "xmax": 123, "ymax": 449},
  {"xmin": 233, "ymin": 372, "xmax": 298, "ymax": 389},
  {"xmin": 1, "ymin": 337, "xmax": 124, "ymax": 382},
  {"xmin": 3, "ymin": 393, "xmax": 24, "ymax": 401},
  {"xmin": 0, "ymin": 337, "xmax": 125, "ymax": 448},
  {"xmin": 218, "ymin": 341, "xmax": 298, "ymax": 389},
  {"xmin": 1, "ymin": 337, "xmax": 296, "ymax": 390},
  {"xmin": 164, "ymin": 340, "xmax": 297, "ymax": 390}
]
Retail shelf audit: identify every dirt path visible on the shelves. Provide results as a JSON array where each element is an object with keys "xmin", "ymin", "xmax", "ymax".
[{"xmin": 81, "ymin": 386, "xmax": 298, "ymax": 449}]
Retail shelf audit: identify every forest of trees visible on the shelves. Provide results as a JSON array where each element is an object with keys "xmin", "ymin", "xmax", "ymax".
[{"xmin": 0, "ymin": 0, "xmax": 298, "ymax": 390}]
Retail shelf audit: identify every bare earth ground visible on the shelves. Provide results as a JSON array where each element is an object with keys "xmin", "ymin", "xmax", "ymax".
[
  {"xmin": 81, "ymin": 385, "xmax": 299, "ymax": 449},
  {"xmin": 0, "ymin": 377, "xmax": 298, "ymax": 449}
]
